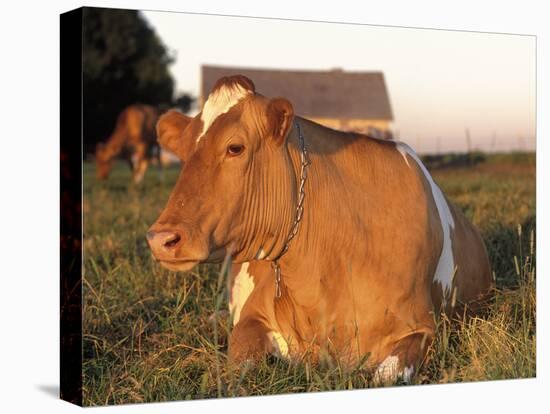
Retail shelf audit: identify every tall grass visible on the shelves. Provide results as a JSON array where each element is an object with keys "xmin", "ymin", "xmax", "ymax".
[
  {"xmin": 422, "ymin": 225, "xmax": 535, "ymax": 384},
  {"xmin": 81, "ymin": 153, "xmax": 536, "ymax": 406}
]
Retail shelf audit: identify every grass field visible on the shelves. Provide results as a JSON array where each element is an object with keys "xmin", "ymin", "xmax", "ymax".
[{"xmin": 82, "ymin": 152, "xmax": 536, "ymax": 406}]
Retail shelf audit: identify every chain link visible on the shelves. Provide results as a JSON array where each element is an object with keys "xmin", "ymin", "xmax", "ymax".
[{"xmin": 273, "ymin": 122, "xmax": 310, "ymax": 298}]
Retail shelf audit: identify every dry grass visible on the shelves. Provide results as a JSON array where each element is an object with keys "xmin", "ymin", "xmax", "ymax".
[{"xmin": 81, "ymin": 152, "xmax": 536, "ymax": 406}]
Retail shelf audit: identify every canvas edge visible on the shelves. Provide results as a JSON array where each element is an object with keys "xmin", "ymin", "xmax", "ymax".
[{"xmin": 60, "ymin": 6, "xmax": 84, "ymax": 407}]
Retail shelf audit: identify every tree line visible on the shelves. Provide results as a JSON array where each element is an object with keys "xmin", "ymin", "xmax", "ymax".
[{"xmin": 83, "ymin": 7, "xmax": 193, "ymax": 155}]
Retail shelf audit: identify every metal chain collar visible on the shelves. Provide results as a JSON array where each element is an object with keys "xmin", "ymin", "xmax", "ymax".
[{"xmin": 272, "ymin": 121, "xmax": 310, "ymax": 298}]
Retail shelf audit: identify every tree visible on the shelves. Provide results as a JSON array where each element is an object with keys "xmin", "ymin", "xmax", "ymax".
[{"xmin": 82, "ymin": 7, "xmax": 175, "ymax": 155}]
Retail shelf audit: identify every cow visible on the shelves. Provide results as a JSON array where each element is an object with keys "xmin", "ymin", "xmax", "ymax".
[
  {"xmin": 95, "ymin": 104, "xmax": 161, "ymax": 184},
  {"xmin": 146, "ymin": 75, "xmax": 493, "ymax": 384}
]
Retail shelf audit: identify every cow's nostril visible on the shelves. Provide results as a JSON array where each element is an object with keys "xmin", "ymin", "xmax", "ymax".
[
  {"xmin": 147, "ymin": 230, "xmax": 182, "ymax": 251},
  {"xmin": 163, "ymin": 233, "xmax": 181, "ymax": 249}
]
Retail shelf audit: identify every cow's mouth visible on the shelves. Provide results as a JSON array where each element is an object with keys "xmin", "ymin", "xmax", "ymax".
[
  {"xmin": 156, "ymin": 259, "xmax": 201, "ymax": 272},
  {"xmin": 155, "ymin": 246, "xmax": 232, "ymax": 272}
]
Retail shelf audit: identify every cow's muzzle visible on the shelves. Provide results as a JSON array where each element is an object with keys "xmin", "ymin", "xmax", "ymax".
[
  {"xmin": 146, "ymin": 230, "xmax": 182, "ymax": 256},
  {"xmin": 146, "ymin": 228, "xmax": 207, "ymax": 272}
]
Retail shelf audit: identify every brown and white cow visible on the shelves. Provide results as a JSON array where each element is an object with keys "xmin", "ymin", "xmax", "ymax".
[
  {"xmin": 147, "ymin": 75, "xmax": 493, "ymax": 383},
  {"xmin": 96, "ymin": 104, "xmax": 160, "ymax": 184}
]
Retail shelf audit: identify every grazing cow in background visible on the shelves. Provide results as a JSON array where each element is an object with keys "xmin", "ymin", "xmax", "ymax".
[
  {"xmin": 96, "ymin": 104, "xmax": 161, "ymax": 184},
  {"xmin": 147, "ymin": 75, "xmax": 493, "ymax": 384}
]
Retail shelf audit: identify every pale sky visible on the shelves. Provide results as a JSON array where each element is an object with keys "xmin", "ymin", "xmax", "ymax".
[{"xmin": 142, "ymin": 11, "xmax": 535, "ymax": 154}]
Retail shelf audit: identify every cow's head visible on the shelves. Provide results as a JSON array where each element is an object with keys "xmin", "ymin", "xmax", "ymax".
[
  {"xmin": 95, "ymin": 142, "xmax": 112, "ymax": 180},
  {"xmin": 147, "ymin": 75, "xmax": 298, "ymax": 271}
]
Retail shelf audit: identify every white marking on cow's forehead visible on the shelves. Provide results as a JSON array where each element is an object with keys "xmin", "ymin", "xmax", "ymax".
[
  {"xmin": 198, "ymin": 83, "xmax": 252, "ymax": 142},
  {"xmin": 267, "ymin": 331, "xmax": 289, "ymax": 359},
  {"xmin": 228, "ymin": 262, "xmax": 255, "ymax": 326},
  {"xmin": 397, "ymin": 142, "xmax": 456, "ymax": 305}
]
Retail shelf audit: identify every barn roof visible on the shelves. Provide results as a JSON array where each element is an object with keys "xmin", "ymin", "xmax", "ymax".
[{"xmin": 201, "ymin": 65, "xmax": 393, "ymax": 121}]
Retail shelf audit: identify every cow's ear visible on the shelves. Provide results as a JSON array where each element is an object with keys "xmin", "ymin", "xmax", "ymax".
[
  {"xmin": 266, "ymin": 98, "xmax": 294, "ymax": 146},
  {"xmin": 156, "ymin": 110, "xmax": 193, "ymax": 159}
]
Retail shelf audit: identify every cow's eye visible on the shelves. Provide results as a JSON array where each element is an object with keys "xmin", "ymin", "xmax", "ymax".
[{"xmin": 227, "ymin": 144, "xmax": 245, "ymax": 156}]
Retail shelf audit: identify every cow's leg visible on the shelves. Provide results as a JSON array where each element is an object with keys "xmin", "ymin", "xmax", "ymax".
[
  {"xmin": 228, "ymin": 317, "xmax": 272, "ymax": 363},
  {"xmin": 373, "ymin": 331, "xmax": 433, "ymax": 385},
  {"xmin": 228, "ymin": 262, "xmax": 285, "ymax": 364},
  {"xmin": 132, "ymin": 158, "xmax": 148, "ymax": 184},
  {"xmin": 130, "ymin": 144, "xmax": 148, "ymax": 184}
]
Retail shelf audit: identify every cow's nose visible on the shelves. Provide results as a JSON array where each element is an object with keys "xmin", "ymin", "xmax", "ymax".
[{"xmin": 146, "ymin": 230, "xmax": 182, "ymax": 251}]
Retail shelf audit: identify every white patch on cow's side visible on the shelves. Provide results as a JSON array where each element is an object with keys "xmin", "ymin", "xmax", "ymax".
[
  {"xmin": 374, "ymin": 355, "xmax": 399, "ymax": 383},
  {"xmin": 255, "ymin": 248, "xmax": 268, "ymax": 260},
  {"xmin": 397, "ymin": 143, "xmax": 456, "ymax": 305},
  {"xmin": 374, "ymin": 356, "xmax": 414, "ymax": 384},
  {"xmin": 267, "ymin": 331, "xmax": 289, "ymax": 359},
  {"xmin": 198, "ymin": 83, "xmax": 252, "ymax": 142},
  {"xmin": 229, "ymin": 263, "xmax": 255, "ymax": 326}
]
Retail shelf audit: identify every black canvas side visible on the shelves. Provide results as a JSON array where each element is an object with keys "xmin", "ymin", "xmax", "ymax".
[{"xmin": 60, "ymin": 7, "xmax": 83, "ymax": 407}]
